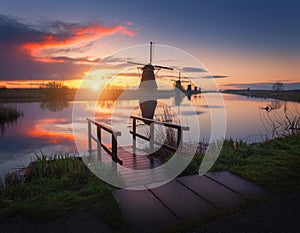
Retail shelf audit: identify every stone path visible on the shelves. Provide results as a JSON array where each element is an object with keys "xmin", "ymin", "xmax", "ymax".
[{"xmin": 113, "ymin": 171, "xmax": 271, "ymax": 232}]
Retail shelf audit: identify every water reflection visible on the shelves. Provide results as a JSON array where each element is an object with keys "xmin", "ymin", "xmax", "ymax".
[
  {"xmin": 0, "ymin": 105, "xmax": 23, "ymax": 135},
  {"xmin": 261, "ymin": 100, "xmax": 282, "ymax": 112},
  {"xmin": 39, "ymin": 100, "xmax": 69, "ymax": 112},
  {"xmin": 139, "ymin": 100, "xmax": 157, "ymax": 122},
  {"xmin": 260, "ymin": 100, "xmax": 300, "ymax": 139},
  {"xmin": 1, "ymin": 94, "xmax": 300, "ymax": 178},
  {"xmin": 27, "ymin": 118, "xmax": 74, "ymax": 144},
  {"xmin": 138, "ymin": 85, "xmax": 158, "ymax": 124}
]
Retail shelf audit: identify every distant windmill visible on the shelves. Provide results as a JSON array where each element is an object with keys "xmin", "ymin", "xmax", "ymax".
[{"xmin": 171, "ymin": 69, "xmax": 190, "ymax": 91}]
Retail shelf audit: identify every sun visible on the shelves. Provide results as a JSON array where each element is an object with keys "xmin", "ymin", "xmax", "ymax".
[{"xmin": 91, "ymin": 82, "xmax": 101, "ymax": 90}]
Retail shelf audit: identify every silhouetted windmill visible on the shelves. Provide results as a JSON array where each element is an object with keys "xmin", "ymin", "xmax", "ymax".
[
  {"xmin": 171, "ymin": 69, "xmax": 190, "ymax": 91},
  {"xmin": 128, "ymin": 42, "xmax": 174, "ymax": 123},
  {"xmin": 128, "ymin": 42, "xmax": 174, "ymax": 90}
]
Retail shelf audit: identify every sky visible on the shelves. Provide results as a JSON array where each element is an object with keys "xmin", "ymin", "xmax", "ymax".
[{"xmin": 0, "ymin": 0, "xmax": 300, "ymax": 90}]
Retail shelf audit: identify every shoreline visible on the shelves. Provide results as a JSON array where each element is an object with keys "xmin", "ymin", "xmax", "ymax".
[
  {"xmin": 2, "ymin": 88, "xmax": 300, "ymax": 103},
  {"xmin": 222, "ymin": 89, "xmax": 300, "ymax": 102},
  {"xmin": 0, "ymin": 88, "xmax": 77, "ymax": 103}
]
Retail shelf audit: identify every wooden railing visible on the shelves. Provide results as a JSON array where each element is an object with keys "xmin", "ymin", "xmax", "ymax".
[
  {"xmin": 87, "ymin": 118, "xmax": 123, "ymax": 165},
  {"xmin": 130, "ymin": 115, "xmax": 189, "ymax": 152}
]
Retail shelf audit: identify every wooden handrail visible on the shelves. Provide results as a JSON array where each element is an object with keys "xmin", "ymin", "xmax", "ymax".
[
  {"xmin": 130, "ymin": 115, "xmax": 189, "ymax": 151},
  {"xmin": 87, "ymin": 118, "xmax": 122, "ymax": 165},
  {"xmin": 87, "ymin": 118, "xmax": 121, "ymax": 136},
  {"xmin": 130, "ymin": 115, "xmax": 189, "ymax": 131}
]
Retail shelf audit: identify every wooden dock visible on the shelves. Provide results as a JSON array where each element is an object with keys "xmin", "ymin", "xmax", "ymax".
[
  {"xmin": 87, "ymin": 146, "xmax": 171, "ymax": 188},
  {"xmin": 86, "ymin": 117, "xmax": 189, "ymax": 189}
]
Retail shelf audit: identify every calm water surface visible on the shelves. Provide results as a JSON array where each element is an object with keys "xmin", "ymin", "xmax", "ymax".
[{"xmin": 0, "ymin": 93, "xmax": 299, "ymax": 177}]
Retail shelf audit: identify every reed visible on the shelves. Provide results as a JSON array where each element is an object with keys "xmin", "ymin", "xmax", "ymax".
[{"xmin": 0, "ymin": 105, "xmax": 22, "ymax": 122}]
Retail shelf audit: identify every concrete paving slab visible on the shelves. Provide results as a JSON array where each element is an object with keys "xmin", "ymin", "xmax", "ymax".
[
  {"xmin": 193, "ymin": 191, "xmax": 300, "ymax": 233},
  {"xmin": 113, "ymin": 189, "xmax": 178, "ymax": 232},
  {"xmin": 178, "ymin": 175, "xmax": 245, "ymax": 210},
  {"xmin": 148, "ymin": 180, "xmax": 217, "ymax": 219},
  {"xmin": 206, "ymin": 171, "xmax": 272, "ymax": 200},
  {"xmin": 113, "ymin": 171, "xmax": 273, "ymax": 232}
]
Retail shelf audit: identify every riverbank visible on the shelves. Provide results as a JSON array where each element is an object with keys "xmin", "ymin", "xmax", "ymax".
[
  {"xmin": 223, "ymin": 89, "xmax": 300, "ymax": 102},
  {"xmin": 0, "ymin": 133, "xmax": 299, "ymax": 232},
  {"xmin": 0, "ymin": 87, "xmax": 130, "ymax": 103},
  {"xmin": 2, "ymin": 88, "xmax": 300, "ymax": 104}
]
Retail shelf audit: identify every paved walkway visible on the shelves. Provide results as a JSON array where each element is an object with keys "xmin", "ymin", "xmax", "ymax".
[
  {"xmin": 193, "ymin": 190, "xmax": 300, "ymax": 233},
  {"xmin": 113, "ymin": 170, "xmax": 272, "ymax": 232}
]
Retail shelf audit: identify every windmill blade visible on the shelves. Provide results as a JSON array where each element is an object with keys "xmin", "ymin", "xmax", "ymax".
[
  {"xmin": 154, "ymin": 65, "xmax": 174, "ymax": 70},
  {"xmin": 127, "ymin": 61, "xmax": 147, "ymax": 66}
]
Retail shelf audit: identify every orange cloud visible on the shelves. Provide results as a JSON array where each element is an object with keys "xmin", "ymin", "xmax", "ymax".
[{"xmin": 21, "ymin": 22, "xmax": 137, "ymax": 62}]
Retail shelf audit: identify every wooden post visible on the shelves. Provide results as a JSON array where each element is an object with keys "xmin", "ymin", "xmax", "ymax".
[
  {"xmin": 177, "ymin": 128, "xmax": 183, "ymax": 154},
  {"xmin": 96, "ymin": 126, "xmax": 102, "ymax": 160},
  {"xmin": 132, "ymin": 117, "xmax": 136, "ymax": 155},
  {"xmin": 112, "ymin": 133, "xmax": 118, "ymax": 173},
  {"xmin": 177, "ymin": 128, "xmax": 182, "ymax": 148},
  {"xmin": 88, "ymin": 120, "xmax": 92, "ymax": 154},
  {"xmin": 150, "ymin": 123, "xmax": 154, "ymax": 152}
]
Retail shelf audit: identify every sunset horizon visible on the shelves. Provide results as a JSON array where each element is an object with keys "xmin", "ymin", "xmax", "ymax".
[{"xmin": 1, "ymin": 1, "xmax": 300, "ymax": 91}]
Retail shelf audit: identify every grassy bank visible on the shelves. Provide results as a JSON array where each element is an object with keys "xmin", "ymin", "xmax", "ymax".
[
  {"xmin": 223, "ymin": 89, "xmax": 300, "ymax": 102},
  {"xmin": 0, "ymin": 153, "xmax": 127, "ymax": 231}
]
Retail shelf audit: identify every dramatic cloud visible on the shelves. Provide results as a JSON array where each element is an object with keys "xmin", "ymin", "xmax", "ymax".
[
  {"xmin": 0, "ymin": 15, "xmax": 137, "ymax": 80},
  {"xmin": 182, "ymin": 67, "xmax": 207, "ymax": 73},
  {"xmin": 202, "ymin": 75, "xmax": 228, "ymax": 79},
  {"xmin": 50, "ymin": 56, "xmax": 101, "ymax": 64},
  {"xmin": 21, "ymin": 20, "xmax": 136, "ymax": 59}
]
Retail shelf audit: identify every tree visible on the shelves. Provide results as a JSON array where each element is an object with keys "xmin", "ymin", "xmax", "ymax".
[{"xmin": 272, "ymin": 82, "xmax": 284, "ymax": 91}]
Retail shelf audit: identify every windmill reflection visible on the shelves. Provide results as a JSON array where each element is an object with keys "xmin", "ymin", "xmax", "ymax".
[{"xmin": 139, "ymin": 100, "xmax": 157, "ymax": 121}]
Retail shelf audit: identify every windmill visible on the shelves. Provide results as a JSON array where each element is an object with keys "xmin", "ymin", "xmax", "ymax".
[
  {"xmin": 128, "ymin": 42, "xmax": 174, "ymax": 90},
  {"xmin": 128, "ymin": 42, "xmax": 174, "ymax": 123},
  {"xmin": 171, "ymin": 69, "xmax": 190, "ymax": 91}
]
